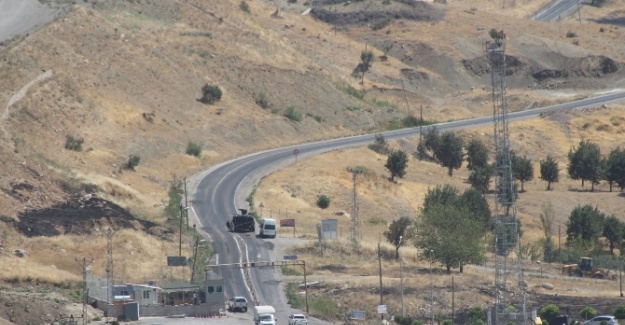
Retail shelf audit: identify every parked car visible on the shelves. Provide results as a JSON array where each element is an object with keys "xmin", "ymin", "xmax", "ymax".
[
  {"xmin": 288, "ymin": 313, "xmax": 308, "ymax": 325},
  {"xmin": 227, "ymin": 296, "xmax": 248, "ymax": 312},
  {"xmin": 583, "ymin": 316, "xmax": 618, "ymax": 325}
]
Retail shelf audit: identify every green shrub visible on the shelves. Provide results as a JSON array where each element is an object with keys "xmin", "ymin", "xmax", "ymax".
[
  {"xmin": 469, "ymin": 306, "xmax": 486, "ymax": 322},
  {"xmin": 65, "ymin": 135, "xmax": 84, "ymax": 151},
  {"xmin": 336, "ymin": 81, "xmax": 365, "ymax": 99},
  {"xmin": 367, "ymin": 216, "xmax": 387, "ymax": 225},
  {"xmin": 346, "ymin": 105, "xmax": 362, "ymax": 111},
  {"xmin": 368, "ymin": 133, "xmax": 390, "ymax": 155},
  {"xmin": 614, "ymin": 305, "xmax": 625, "ymax": 320},
  {"xmin": 186, "ymin": 141, "xmax": 202, "ymax": 157},
  {"xmin": 540, "ymin": 304, "xmax": 560, "ymax": 323},
  {"xmin": 580, "ymin": 306, "xmax": 596, "ymax": 320},
  {"xmin": 240, "ymin": 0, "xmax": 251, "ymax": 13},
  {"xmin": 372, "ymin": 18, "xmax": 392, "ymax": 31},
  {"xmin": 256, "ymin": 92, "xmax": 270, "ymax": 109},
  {"xmin": 441, "ymin": 320, "xmax": 452, "ymax": 325},
  {"xmin": 123, "ymin": 154, "xmax": 141, "ymax": 171},
  {"xmin": 199, "ymin": 84, "xmax": 222, "ymax": 105},
  {"xmin": 316, "ymin": 195, "xmax": 331, "ymax": 209},
  {"xmin": 284, "ymin": 105, "xmax": 302, "ymax": 122}
]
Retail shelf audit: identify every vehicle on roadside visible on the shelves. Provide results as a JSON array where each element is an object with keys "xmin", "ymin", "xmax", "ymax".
[
  {"xmin": 227, "ymin": 296, "xmax": 248, "ymax": 312},
  {"xmin": 583, "ymin": 316, "xmax": 618, "ymax": 325},
  {"xmin": 259, "ymin": 218, "xmax": 277, "ymax": 239},
  {"xmin": 288, "ymin": 313, "xmax": 308, "ymax": 325}
]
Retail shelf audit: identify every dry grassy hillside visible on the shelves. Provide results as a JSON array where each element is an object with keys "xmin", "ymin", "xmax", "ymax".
[{"xmin": 0, "ymin": 0, "xmax": 624, "ymax": 323}]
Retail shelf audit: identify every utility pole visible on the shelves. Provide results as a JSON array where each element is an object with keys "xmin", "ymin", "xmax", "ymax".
[
  {"xmin": 184, "ymin": 177, "xmax": 189, "ymax": 229},
  {"xmin": 75, "ymin": 257, "xmax": 94, "ymax": 325},
  {"xmin": 378, "ymin": 241, "xmax": 384, "ymax": 322},
  {"xmin": 348, "ymin": 168, "xmax": 362, "ymax": 249},
  {"xmin": 452, "ymin": 276, "xmax": 455, "ymax": 325},
  {"xmin": 399, "ymin": 236, "xmax": 404, "ymax": 317},
  {"xmin": 106, "ymin": 227, "xmax": 116, "ymax": 317},
  {"xmin": 430, "ymin": 250, "xmax": 434, "ymax": 325}
]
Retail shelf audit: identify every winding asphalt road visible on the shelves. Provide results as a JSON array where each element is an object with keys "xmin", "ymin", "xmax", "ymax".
[{"xmin": 188, "ymin": 90, "xmax": 625, "ymax": 323}]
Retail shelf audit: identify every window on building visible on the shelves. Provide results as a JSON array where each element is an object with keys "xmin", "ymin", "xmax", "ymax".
[
  {"xmin": 207, "ymin": 286, "xmax": 215, "ymax": 294},
  {"xmin": 143, "ymin": 291, "xmax": 150, "ymax": 299},
  {"xmin": 216, "ymin": 285, "xmax": 223, "ymax": 293}
]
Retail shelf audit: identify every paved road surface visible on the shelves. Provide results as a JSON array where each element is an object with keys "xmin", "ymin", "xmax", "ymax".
[
  {"xmin": 534, "ymin": 0, "xmax": 582, "ymax": 21},
  {"xmin": 0, "ymin": 0, "xmax": 59, "ymax": 43}
]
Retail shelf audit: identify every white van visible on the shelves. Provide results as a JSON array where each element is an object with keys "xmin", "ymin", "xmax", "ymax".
[
  {"xmin": 259, "ymin": 218, "xmax": 277, "ymax": 239},
  {"xmin": 254, "ymin": 305, "xmax": 276, "ymax": 325}
]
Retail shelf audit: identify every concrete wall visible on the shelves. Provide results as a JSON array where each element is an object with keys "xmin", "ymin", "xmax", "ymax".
[{"xmin": 92, "ymin": 298, "xmax": 224, "ymax": 318}]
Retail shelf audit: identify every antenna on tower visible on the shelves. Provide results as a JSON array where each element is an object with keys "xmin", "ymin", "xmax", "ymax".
[{"xmin": 487, "ymin": 30, "xmax": 527, "ymax": 325}]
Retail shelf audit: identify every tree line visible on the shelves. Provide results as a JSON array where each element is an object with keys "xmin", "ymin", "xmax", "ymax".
[
  {"xmin": 370, "ymin": 130, "xmax": 625, "ymax": 271},
  {"xmin": 377, "ymin": 129, "xmax": 625, "ymax": 193}
]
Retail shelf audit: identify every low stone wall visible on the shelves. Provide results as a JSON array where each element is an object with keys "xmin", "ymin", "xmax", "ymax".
[{"xmin": 91, "ymin": 298, "xmax": 224, "ymax": 318}]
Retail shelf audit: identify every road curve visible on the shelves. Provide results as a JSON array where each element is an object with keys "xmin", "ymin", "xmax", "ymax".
[
  {"xmin": 189, "ymin": 90, "xmax": 625, "ymax": 323},
  {"xmin": 0, "ymin": 0, "xmax": 59, "ymax": 44}
]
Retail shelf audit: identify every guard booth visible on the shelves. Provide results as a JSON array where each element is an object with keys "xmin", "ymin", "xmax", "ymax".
[{"xmin": 161, "ymin": 282, "xmax": 201, "ymax": 305}]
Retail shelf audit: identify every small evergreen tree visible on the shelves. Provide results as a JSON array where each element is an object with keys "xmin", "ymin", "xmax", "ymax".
[
  {"xmin": 316, "ymin": 194, "xmax": 331, "ymax": 209},
  {"xmin": 513, "ymin": 154, "xmax": 534, "ymax": 192},
  {"xmin": 540, "ymin": 155, "xmax": 560, "ymax": 190},
  {"xmin": 385, "ymin": 150, "xmax": 409, "ymax": 182}
]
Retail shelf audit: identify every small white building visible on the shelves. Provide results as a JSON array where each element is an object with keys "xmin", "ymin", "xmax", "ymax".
[{"xmin": 131, "ymin": 284, "xmax": 161, "ymax": 306}]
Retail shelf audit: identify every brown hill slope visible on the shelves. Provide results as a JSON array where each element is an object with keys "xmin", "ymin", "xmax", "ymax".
[{"xmin": 0, "ymin": 0, "xmax": 624, "ymax": 322}]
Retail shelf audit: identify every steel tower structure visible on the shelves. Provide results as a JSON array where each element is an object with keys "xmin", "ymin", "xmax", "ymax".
[{"xmin": 487, "ymin": 34, "xmax": 527, "ymax": 325}]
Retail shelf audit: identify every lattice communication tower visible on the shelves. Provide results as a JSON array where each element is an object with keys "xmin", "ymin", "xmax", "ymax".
[{"xmin": 487, "ymin": 33, "xmax": 527, "ymax": 325}]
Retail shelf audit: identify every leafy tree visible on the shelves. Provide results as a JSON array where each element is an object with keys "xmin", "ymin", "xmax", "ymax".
[
  {"xmin": 540, "ymin": 304, "xmax": 560, "ymax": 324},
  {"xmin": 383, "ymin": 216, "xmax": 413, "ymax": 259},
  {"xmin": 540, "ymin": 155, "xmax": 560, "ymax": 190},
  {"xmin": 316, "ymin": 195, "xmax": 331, "ymax": 209},
  {"xmin": 460, "ymin": 188, "xmax": 491, "ymax": 231},
  {"xmin": 422, "ymin": 184, "xmax": 459, "ymax": 214},
  {"xmin": 580, "ymin": 306, "xmax": 597, "ymax": 320},
  {"xmin": 368, "ymin": 133, "xmax": 390, "ymax": 155},
  {"xmin": 613, "ymin": 305, "xmax": 625, "ymax": 320},
  {"xmin": 423, "ymin": 126, "xmax": 441, "ymax": 159},
  {"xmin": 603, "ymin": 215, "xmax": 623, "ymax": 255},
  {"xmin": 417, "ymin": 185, "xmax": 489, "ymax": 272},
  {"xmin": 567, "ymin": 139, "xmax": 602, "ymax": 191},
  {"xmin": 385, "ymin": 150, "xmax": 409, "ymax": 182},
  {"xmin": 605, "ymin": 147, "xmax": 625, "ymax": 192},
  {"xmin": 353, "ymin": 50, "xmax": 375, "ymax": 84},
  {"xmin": 199, "ymin": 84, "xmax": 222, "ymax": 105},
  {"xmin": 436, "ymin": 131, "xmax": 464, "ymax": 176},
  {"xmin": 466, "ymin": 138, "xmax": 489, "ymax": 171},
  {"xmin": 415, "ymin": 203, "xmax": 486, "ymax": 273},
  {"xmin": 566, "ymin": 204, "xmax": 605, "ymax": 244},
  {"xmin": 512, "ymin": 154, "xmax": 534, "ymax": 192},
  {"xmin": 469, "ymin": 165, "xmax": 493, "ymax": 194}
]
